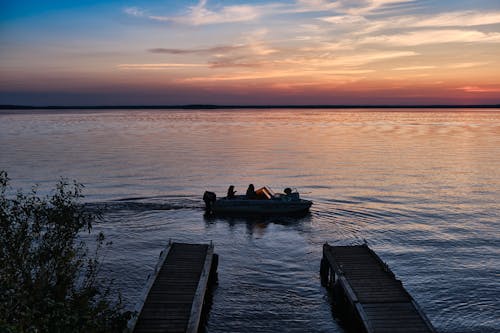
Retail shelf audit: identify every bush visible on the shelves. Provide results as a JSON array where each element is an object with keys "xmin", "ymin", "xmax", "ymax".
[{"xmin": 0, "ymin": 171, "xmax": 131, "ymax": 332}]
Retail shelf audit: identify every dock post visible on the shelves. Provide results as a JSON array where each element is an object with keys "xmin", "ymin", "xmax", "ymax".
[
  {"xmin": 210, "ymin": 253, "xmax": 219, "ymax": 284},
  {"xmin": 320, "ymin": 257, "xmax": 330, "ymax": 287}
]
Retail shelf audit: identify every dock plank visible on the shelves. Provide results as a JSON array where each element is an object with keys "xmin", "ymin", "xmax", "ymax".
[
  {"xmin": 131, "ymin": 242, "xmax": 217, "ymax": 333},
  {"xmin": 322, "ymin": 244, "xmax": 435, "ymax": 333}
]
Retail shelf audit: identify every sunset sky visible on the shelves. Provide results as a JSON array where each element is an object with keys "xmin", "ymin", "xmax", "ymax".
[{"xmin": 1, "ymin": 0, "xmax": 500, "ymax": 105}]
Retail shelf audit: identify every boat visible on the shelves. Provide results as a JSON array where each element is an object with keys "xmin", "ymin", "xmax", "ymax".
[{"xmin": 203, "ymin": 186, "xmax": 312, "ymax": 216}]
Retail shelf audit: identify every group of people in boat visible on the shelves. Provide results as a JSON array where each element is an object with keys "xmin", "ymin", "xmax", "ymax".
[
  {"xmin": 227, "ymin": 184, "xmax": 293, "ymax": 200},
  {"xmin": 226, "ymin": 184, "xmax": 254, "ymax": 199}
]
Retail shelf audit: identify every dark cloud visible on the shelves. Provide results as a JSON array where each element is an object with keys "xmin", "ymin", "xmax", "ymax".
[
  {"xmin": 149, "ymin": 45, "xmax": 244, "ymax": 55},
  {"xmin": 149, "ymin": 46, "xmax": 263, "ymax": 68}
]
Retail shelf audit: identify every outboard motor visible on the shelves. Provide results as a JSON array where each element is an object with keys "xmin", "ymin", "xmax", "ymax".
[{"xmin": 203, "ymin": 191, "xmax": 217, "ymax": 212}]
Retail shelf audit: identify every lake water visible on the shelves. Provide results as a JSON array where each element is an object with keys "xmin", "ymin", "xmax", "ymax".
[{"xmin": 1, "ymin": 109, "xmax": 499, "ymax": 333}]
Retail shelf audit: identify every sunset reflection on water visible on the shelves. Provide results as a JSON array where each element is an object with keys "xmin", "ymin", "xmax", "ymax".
[{"xmin": 1, "ymin": 109, "xmax": 499, "ymax": 332}]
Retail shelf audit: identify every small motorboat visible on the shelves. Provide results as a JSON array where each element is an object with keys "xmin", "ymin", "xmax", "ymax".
[{"xmin": 203, "ymin": 186, "xmax": 312, "ymax": 216}]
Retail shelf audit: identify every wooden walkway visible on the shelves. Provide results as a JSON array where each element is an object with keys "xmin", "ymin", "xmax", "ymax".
[
  {"xmin": 130, "ymin": 242, "xmax": 218, "ymax": 333},
  {"xmin": 321, "ymin": 243, "xmax": 435, "ymax": 333}
]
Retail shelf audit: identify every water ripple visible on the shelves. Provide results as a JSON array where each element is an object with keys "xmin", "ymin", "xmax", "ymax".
[{"xmin": 2, "ymin": 109, "xmax": 499, "ymax": 333}]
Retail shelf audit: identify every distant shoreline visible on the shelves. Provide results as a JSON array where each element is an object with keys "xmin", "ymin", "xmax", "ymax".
[{"xmin": 1, "ymin": 104, "xmax": 499, "ymax": 110}]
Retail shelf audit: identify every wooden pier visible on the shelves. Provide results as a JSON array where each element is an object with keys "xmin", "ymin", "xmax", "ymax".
[
  {"xmin": 321, "ymin": 243, "xmax": 435, "ymax": 333},
  {"xmin": 129, "ymin": 242, "xmax": 218, "ymax": 333}
]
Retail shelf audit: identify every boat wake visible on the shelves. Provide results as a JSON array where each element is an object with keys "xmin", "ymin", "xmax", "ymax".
[{"xmin": 84, "ymin": 195, "xmax": 204, "ymax": 213}]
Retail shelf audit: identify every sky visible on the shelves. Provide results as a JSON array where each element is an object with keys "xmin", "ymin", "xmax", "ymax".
[{"xmin": 1, "ymin": 0, "xmax": 500, "ymax": 105}]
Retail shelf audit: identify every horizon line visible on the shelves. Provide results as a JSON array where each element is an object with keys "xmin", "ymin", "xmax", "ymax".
[{"xmin": 1, "ymin": 104, "xmax": 500, "ymax": 110}]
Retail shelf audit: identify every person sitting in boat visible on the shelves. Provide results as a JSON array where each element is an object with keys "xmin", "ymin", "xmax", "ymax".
[
  {"xmin": 283, "ymin": 187, "xmax": 293, "ymax": 201},
  {"xmin": 227, "ymin": 185, "xmax": 236, "ymax": 199},
  {"xmin": 246, "ymin": 184, "xmax": 257, "ymax": 199},
  {"xmin": 283, "ymin": 187, "xmax": 300, "ymax": 201}
]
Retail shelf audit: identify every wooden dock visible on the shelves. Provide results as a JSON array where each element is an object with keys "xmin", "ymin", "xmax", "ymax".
[
  {"xmin": 321, "ymin": 243, "xmax": 435, "ymax": 333},
  {"xmin": 129, "ymin": 242, "xmax": 218, "ymax": 333}
]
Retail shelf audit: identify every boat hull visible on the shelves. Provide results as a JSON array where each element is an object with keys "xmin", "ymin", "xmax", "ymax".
[{"xmin": 211, "ymin": 198, "xmax": 312, "ymax": 216}]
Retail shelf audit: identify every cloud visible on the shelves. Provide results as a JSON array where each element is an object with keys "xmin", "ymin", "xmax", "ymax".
[
  {"xmin": 292, "ymin": 0, "xmax": 339, "ymax": 12},
  {"xmin": 208, "ymin": 57, "xmax": 264, "ymax": 68},
  {"xmin": 243, "ymin": 29, "xmax": 278, "ymax": 55},
  {"xmin": 275, "ymin": 50, "xmax": 418, "ymax": 69},
  {"xmin": 368, "ymin": 0, "xmax": 415, "ymax": 8},
  {"xmin": 143, "ymin": 0, "xmax": 264, "ymax": 25},
  {"xmin": 180, "ymin": 70, "xmax": 305, "ymax": 82},
  {"xmin": 149, "ymin": 45, "xmax": 245, "ymax": 55},
  {"xmin": 179, "ymin": 67, "xmax": 374, "ymax": 84},
  {"xmin": 300, "ymin": 41, "xmax": 355, "ymax": 52},
  {"xmin": 393, "ymin": 66, "xmax": 436, "ymax": 71},
  {"xmin": 286, "ymin": 0, "xmax": 418, "ymax": 15},
  {"xmin": 117, "ymin": 2, "xmax": 500, "ymax": 91},
  {"xmin": 369, "ymin": 10, "xmax": 500, "ymax": 33},
  {"xmin": 123, "ymin": 0, "xmax": 421, "ymax": 27},
  {"xmin": 117, "ymin": 63, "xmax": 207, "ymax": 70},
  {"xmin": 178, "ymin": 69, "xmax": 364, "ymax": 83},
  {"xmin": 331, "ymin": 50, "xmax": 418, "ymax": 66},
  {"xmin": 448, "ymin": 62, "xmax": 488, "ymax": 69},
  {"xmin": 411, "ymin": 11, "xmax": 500, "ymax": 28},
  {"xmin": 146, "ymin": 28, "xmax": 278, "ymax": 71},
  {"xmin": 319, "ymin": 14, "xmax": 367, "ymax": 25},
  {"xmin": 161, "ymin": 30, "xmax": 277, "ymax": 56},
  {"xmin": 457, "ymin": 86, "xmax": 500, "ymax": 93},
  {"xmin": 124, "ymin": 7, "xmax": 145, "ymax": 17},
  {"xmin": 117, "ymin": 59, "xmax": 264, "ymax": 70},
  {"xmin": 163, "ymin": 50, "xmax": 415, "ymax": 83},
  {"xmin": 124, "ymin": 0, "xmax": 414, "ymax": 27},
  {"xmin": 338, "ymin": 0, "xmax": 417, "ymax": 15},
  {"xmin": 362, "ymin": 29, "xmax": 500, "ymax": 46},
  {"xmin": 319, "ymin": 10, "xmax": 500, "ymax": 38}
]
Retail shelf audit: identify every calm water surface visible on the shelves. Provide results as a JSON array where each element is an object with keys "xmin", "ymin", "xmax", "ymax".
[{"xmin": 1, "ymin": 109, "xmax": 499, "ymax": 332}]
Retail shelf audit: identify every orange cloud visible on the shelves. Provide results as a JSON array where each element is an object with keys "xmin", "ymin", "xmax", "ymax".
[{"xmin": 457, "ymin": 86, "xmax": 500, "ymax": 93}]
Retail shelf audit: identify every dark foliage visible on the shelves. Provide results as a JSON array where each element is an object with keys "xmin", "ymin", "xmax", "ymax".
[{"xmin": 0, "ymin": 171, "xmax": 131, "ymax": 332}]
